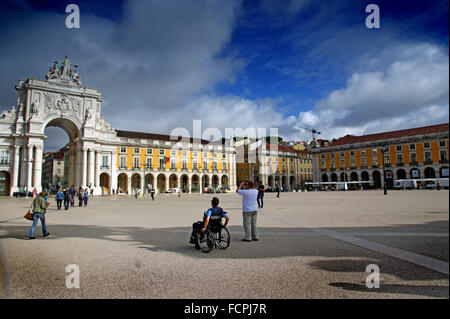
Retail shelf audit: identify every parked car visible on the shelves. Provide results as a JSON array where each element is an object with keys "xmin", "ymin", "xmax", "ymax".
[
  {"xmin": 426, "ymin": 179, "xmax": 449, "ymax": 189},
  {"xmin": 13, "ymin": 190, "xmax": 33, "ymax": 197},
  {"xmin": 265, "ymin": 187, "xmax": 273, "ymax": 192}
]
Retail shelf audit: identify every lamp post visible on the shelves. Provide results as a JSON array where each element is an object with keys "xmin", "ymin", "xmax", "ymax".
[
  {"xmin": 141, "ymin": 161, "xmax": 150, "ymax": 195},
  {"xmin": 374, "ymin": 146, "xmax": 388, "ymax": 195}
]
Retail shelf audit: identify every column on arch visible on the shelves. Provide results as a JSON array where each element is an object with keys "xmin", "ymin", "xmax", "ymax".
[
  {"xmin": 82, "ymin": 148, "xmax": 87, "ymax": 188},
  {"xmin": 33, "ymin": 144, "xmax": 43, "ymax": 192},
  {"xmin": 11, "ymin": 145, "xmax": 20, "ymax": 190},
  {"xmin": 88, "ymin": 149, "xmax": 95, "ymax": 187},
  {"xmin": 26, "ymin": 144, "xmax": 33, "ymax": 192}
]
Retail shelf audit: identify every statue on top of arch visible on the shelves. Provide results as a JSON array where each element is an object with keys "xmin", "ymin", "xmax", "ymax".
[{"xmin": 45, "ymin": 56, "xmax": 83, "ymax": 87}]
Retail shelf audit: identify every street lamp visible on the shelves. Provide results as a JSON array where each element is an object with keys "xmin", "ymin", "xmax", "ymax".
[
  {"xmin": 374, "ymin": 146, "xmax": 388, "ymax": 195},
  {"xmin": 141, "ymin": 160, "xmax": 150, "ymax": 195}
]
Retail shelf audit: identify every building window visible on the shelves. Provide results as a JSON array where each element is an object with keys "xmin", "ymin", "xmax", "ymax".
[
  {"xmin": 120, "ymin": 147, "xmax": 126, "ymax": 153},
  {"xmin": 182, "ymin": 160, "xmax": 187, "ymax": 170},
  {"xmin": 159, "ymin": 149, "xmax": 164, "ymax": 155},
  {"xmin": 350, "ymin": 151, "xmax": 355, "ymax": 156},
  {"xmin": 439, "ymin": 141, "xmax": 446, "ymax": 147},
  {"xmin": 171, "ymin": 160, "xmax": 176, "ymax": 170},
  {"xmin": 410, "ymin": 153, "xmax": 417, "ymax": 163},
  {"xmin": 213, "ymin": 162, "xmax": 218, "ymax": 170},
  {"xmin": 425, "ymin": 151, "xmax": 432, "ymax": 162},
  {"xmin": 396, "ymin": 145, "xmax": 402, "ymax": 151},
  {"xmin": 424, "ymin": 142, "xmax": 430, "ymax": 148},
  {"xmin": 360, "ymin": 150, "xmax": 366, "ymax": 156},
  {"xmin": 203, "ymin": 152, "xmax": 208, "ymax": 158},
  {"xmin": 120, "ymin": 156, "xmax": 127, "ymax": 168},
  {"xmin": 147, "ymin": 148, "xmax": 153, "ymax": 155},
  {"xmin": 193, "ymin": 151, "xmax": 198, "ymax": 158},
  {"xmin": 410, "ymin": 144, "xmax": 416, "ymax": 150},
  {"xmin": 351, "ymin": 159, "xmax": 356, "ymax": 167},
  {"xmin": 321, "ymin": 154, "xmax": 325, "ymax": 159},
  {"xmin": 222, "ymin": 161, "xmax": 226, "ymax": 171},
  {"xmin": 222, "ymin": 153, "xmax": 226, "ymax": 159},
  {"xmin": 57, "ymin": 160, "xmax": 61, "ymax": 165},
  {"xmin": 440, "ymin": 150, "xmax": 447, "ymax": 161},
  {"xmin": 203, "ymin": 161, "xmax": 208, "ymax": 170},
  {"xmin": 182, "ymin": 150, "xmax": 187, "ymax": 157},
  {"xmin": 330, "ymin": 153, "xmax": 334, "ymax": 158},
  {"xmin": 397, "ymin": 154, "xmax": 403, "ymax": 164},
  {"xmin": 134, "ymin": 148, "xmax": 139, "ymax": 154},
  {"xmin": 193, "ymin": 161, "xmax": 198, "ymax": 170},
  {"xmin": 102, "ymin": 155, "xmax": 108, "ymax": 167},
  {"xmin": 146, "ymin": 157, "xmax": 152, "ymax": 169},
  {"xmin": 57, "ymin": 169, "xmax": 61, "ymax": 174},
  {"xmin": 340, "ymin": 152, "xmax": 344, "ymax": 157},
  {"xmin": 213, "ymin": 153, "xmax": 217, "ymax": 158},
  {"xmin": 361, "ymin": 159, "xmax": 366, "ymax": 167},
  {"xmin": 159, "ymin": 158, "xmax": 165, "ymax": 169},
  {"xmin": 384, "ymin": 155, "xmax": 390, "ymax": 164},
  {"xmin": 171, "ymin": 149, "xmax": 176, "ymax": 156},
  {"xmin": 133, "ymin": 157, "xmax": 140, "ymax": 168}
]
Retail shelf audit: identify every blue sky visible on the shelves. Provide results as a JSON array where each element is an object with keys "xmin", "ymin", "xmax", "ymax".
[{"xmin": 0, "ymin": 0, "xmax": 448, "ymax": 151}]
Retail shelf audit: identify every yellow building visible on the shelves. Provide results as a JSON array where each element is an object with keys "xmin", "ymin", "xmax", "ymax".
[
  {"xmin": 312, "ymin": 123, "xmax": 449, "ymax": 189},
  {"xmin": 235, "ymin": 139, "xmax": 313, "ymax": 189},
  {"xmin": 112, "ymin": 130, "xmax": 235, "ymax": 194}
]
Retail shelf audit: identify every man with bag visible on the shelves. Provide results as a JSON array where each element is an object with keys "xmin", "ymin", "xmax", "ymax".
[{"xmin": 28, "ymin": 191, "xmax": 50, "ymax": 239}]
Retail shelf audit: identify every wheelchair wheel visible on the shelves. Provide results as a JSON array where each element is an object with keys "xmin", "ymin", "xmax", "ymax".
[
  {"xmin": 197, "ymin": 230, "xmax": 214, "ymax": 253},
  {"xmin": 215, "ymin": 226, "xmax": 230, "ymax": 249}
]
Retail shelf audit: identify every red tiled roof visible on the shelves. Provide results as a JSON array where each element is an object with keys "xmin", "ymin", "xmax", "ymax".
[{"xmin": 329, "ymin": 123, "xmax": 449, "ymax": 147}]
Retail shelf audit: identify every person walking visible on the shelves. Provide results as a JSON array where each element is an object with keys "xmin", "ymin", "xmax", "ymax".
[
  {"xmin": 257, "ymin": 182, "xmax": 265, "ymax": 208},
  {"xmin": 63, "ymin": 189, "xmax": 70, "ymax": 211},
  {"xmin": 236, "ymin": 181, "xmax": 259, "ymax": 242},
  {"xmin": 83, "ymin": 188, "xmax": 89, "ymax": 206},
  {"xmin": 276, "ymin": 185, "xmax": 280, "ymax": 198},
  {"xmin": 151, "ymin": 188, "xmax": 155, "ymax": 201},
  {"xmin": 32, "ymin": 187, "xmax": 38, "ymax": 199},
  {"xmin": 55, "ymin": 188, "xmax": 64, "ymax": 210},
  {"xmin": 69, "ymin": 186, "xmax": 76, "ymax": 207},
  {"xmin": 78, "ymin": 187, "xmax": 84, "ymax": 207},
  {"xmin": 29, "ymin": 191, "xmax": 50, "ymax": 239}
]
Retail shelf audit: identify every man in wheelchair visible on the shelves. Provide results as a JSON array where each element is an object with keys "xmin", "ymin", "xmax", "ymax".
[{"xmin": 189, "ymin": 197, "xmax": 229, "ymax": 250}]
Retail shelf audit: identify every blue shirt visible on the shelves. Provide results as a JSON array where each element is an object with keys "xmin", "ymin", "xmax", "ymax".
[
  {"xmin": 206, "ymin": 207, "xmax": 227, "ymax": 218},
  {"xmin": 237, "ymin": 189, "xmax": 258, "ymax": 212},
  {"xmin": 56, "ymin": 191, "xmax": 64, "ymax": 200}
]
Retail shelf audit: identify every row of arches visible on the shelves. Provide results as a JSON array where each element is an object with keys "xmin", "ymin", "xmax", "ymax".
[
  {"xmin": 102, "ymin": 173, "xmax": 229, "ymax": 194},
  {"xmin": 321, "ymin": 166, "xmax": 448, "ymax": 188},
  {"xmin": 265, "ymin": 175, "xmax": 296, "ymax": 188}
]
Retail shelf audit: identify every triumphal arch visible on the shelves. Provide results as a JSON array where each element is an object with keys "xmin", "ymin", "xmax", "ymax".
[{"xmin": 0, "ymin": 56, "xmax": 117, "ymax": 195}]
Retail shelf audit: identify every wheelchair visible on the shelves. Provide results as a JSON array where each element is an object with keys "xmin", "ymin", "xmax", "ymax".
[{"xmin": 196, "ymin": 217, "xmax": 230, "ymax": 253}]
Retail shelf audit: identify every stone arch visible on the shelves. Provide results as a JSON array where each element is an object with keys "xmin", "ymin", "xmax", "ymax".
[
  {"xmin": 0, "ymin": 171, "xmax": 10, "ymax": 196},
  {"xmin": 221, "ymin": 175, "xmax": 229, "ymax": 188},
  {"xmin": 439, "ymin": 166, "xmax": 449, "ymax": 178},
  {"xmin": 131, "ymin": 173, "xmax": 141, "ymax": 190},
  {"xmin": 373, "ymin": 170, "xmax": 381, "ymax": 189},
  {"xmin": 410, "ymin": 168, "xmax": 420, "ymax": 179},
  {"xmin": 157, "ymin": 173, "xmax": 166, "ymax": 193},
  {"xmin": 99, "ymin": 172, "xmax": 110, "ymax": 195},
  {"xmin": 350, "ymin": 172, "xmax": 358, "ymax": 181},
  {"xmin": 321, "ymin": 174, "xmax": 328, "ymax": 182},
  {"xmin": 191, "ymin": 174, "xmax": 200, "ymax": 193},
  {"xmin": 202, "ymin": 175, "xmax": 210, "ymax": 192},
  {"xmin": 212, "ymin": 175, "xmax": 219, "ymax": 189},
  {"xmin": 117, "ymin": 173, "xmax": 128, "ymax": 194},
  {"xmin": 44, "ymin": 116, "xmax": 81, "ymax": 141},
  {"xmin": 424, "ymin": 167, "xmax": 436, "ymax": 178},
  {"xmin": 145, "ymin": 173, "xmax": 154, "ymax": 191},
  {"xmin": 289, "ymin": 175, "xmax": 295, "ymax": 188},
  {"xmin": 181, "ymin": 174, "xmax": 189, "ymax": 192},
  {"xmin": 331, "ymin": 173, "xmax": 338, "ymax": 182},
  {"xmin": 169, "ymin": 174, "xmax": 178, "ymax": 190},
  {"xmin": 396, "ymin": 169, "xmax": 407, "ymax": 180},
  {"xmin": 268, "ymin": 175, "xmax": 274, "ymax": 187},
  {"xmin": 281, "ymin": 175, "xmax": 287, "ymax": 187},
  {"xmin": 340, "ymin": 172, "xmax": 347, "ymax": 182}
]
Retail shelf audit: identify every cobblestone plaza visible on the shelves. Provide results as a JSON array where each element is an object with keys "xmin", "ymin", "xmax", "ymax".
[{"xmin": 0, "ymin": 190, "xmax": 448, "ymax": 299}]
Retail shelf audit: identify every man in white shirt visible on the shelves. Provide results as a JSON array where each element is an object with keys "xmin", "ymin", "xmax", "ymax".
[{"xmin": 236, "ymin": 181, "xmax": 259, "ymax": 242}]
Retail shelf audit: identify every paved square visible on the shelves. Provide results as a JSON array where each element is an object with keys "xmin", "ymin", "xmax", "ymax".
[{"xmin": 0, "ymin": 190, "xmax": 448, "ymax": 298}]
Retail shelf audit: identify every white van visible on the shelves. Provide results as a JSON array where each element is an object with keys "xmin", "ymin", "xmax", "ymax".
[
  {"xmin": 394, "ymin": 180, "xmax": 417, "ymax": 189},
  {"xmin": 426, "ymin": 179, "xmax": 449, "ymax": 189}
]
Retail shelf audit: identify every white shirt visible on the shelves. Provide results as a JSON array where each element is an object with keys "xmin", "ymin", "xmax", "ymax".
[{"xmin": 237, "ymin": 188, "xmax": 258, "ymax": 212}]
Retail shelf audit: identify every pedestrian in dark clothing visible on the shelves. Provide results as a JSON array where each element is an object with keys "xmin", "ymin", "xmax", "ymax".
[
  {"xmin": 55, "ymin": 188, "xmax": 64, "ymax": 210},
  {"xmin": 257, "ymin": 182, "xmax": 265, "ymax": 208},
  {"xmin": 276, "ymin": 185, "xmax": 280, "ymax": 198},
  {"xmin": 78, "ymin": 188, "xmax": 84, "ymax": 207},
  {"xmin": 151, "ymin": 188, "xmax": 155, "ymax": 201},
  {"xmin": 63, "ymin": 189, "xmax": 70, "ymax": 210}
]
